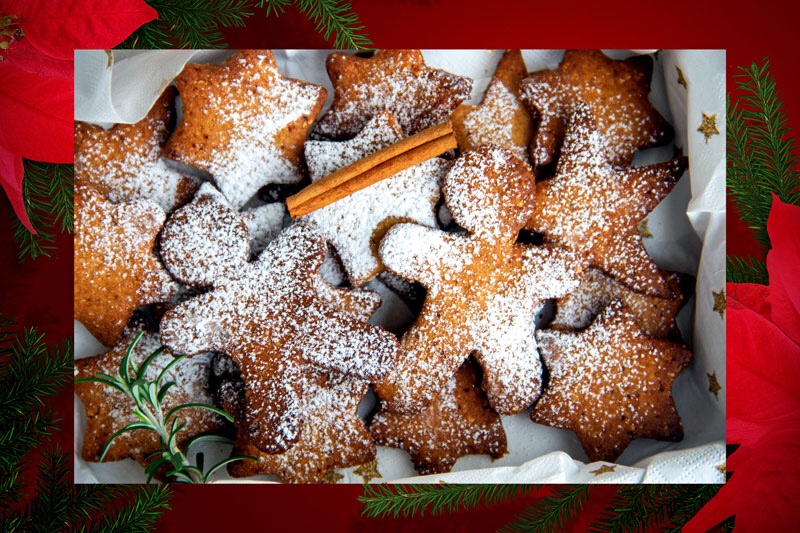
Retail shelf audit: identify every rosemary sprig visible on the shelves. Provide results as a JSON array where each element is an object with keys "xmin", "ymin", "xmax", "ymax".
[{"xmin": 75, "ymin": 332, "xmax": 254, "ymax": 483}]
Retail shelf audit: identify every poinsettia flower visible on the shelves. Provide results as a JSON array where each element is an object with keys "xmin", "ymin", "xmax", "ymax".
[
  {"xmin": 0, "ymin": 0, "xmax": 156, "ymax": 232},
  {"xmin": 684, "ymin": 195, "xmax": 800, "ymax": 532}
]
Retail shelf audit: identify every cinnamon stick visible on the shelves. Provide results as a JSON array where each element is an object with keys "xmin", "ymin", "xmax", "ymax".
[{"xmin": 286, "ymin": 121, "xmax": 456, "ymax": 218}]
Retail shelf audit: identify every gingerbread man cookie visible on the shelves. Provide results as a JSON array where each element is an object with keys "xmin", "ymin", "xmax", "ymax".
[
  {"xmin": 375, "ymin": 145, "xmax": 584, "ymax": 415},
  {"xmin": 311, "ymin": 49, "xmax": 472, "ymax": 140},
  {"xmin": 302, "ymin": 110, "xmax": 451, "ymax": 285},
  {"xmin": 158, "ymin": 198, "xmax": 398, "ymax": 452},
  {"xmin": 528, "ymin": 104, "xmax": 686, "ymax": 297},
  {"xmin": 520, "ymin": 50, "xmax": 672, "ymax": 167},
  {"xmin": 165, "ymin": 50, "xmax": 327, "ymax": 210},
  {"xmin": 532, "ymin": 301, "xmax": 693, "ymax": 462},
  {"xmin": 451, "ymin": 50, "xmax": 533, "ymax": 163},
  {"xmin": 75, "ymin": 87, "xmax": 199, "ymax": 212},
  {"xmin": 74, "ymin": 186, "xmax": 178, "ymax": 346}
]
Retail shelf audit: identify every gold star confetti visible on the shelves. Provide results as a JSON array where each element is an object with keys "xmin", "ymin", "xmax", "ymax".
[
  {"xmin": 590, "ymin": 464, "xmax": 617, "ymax": 476},
  {"xmin": 637, "ymin": 218, "xmax": 653, "ymax": 238},
  {"xmin": 713, "ymin": 289, "xmax": 726, "ymax": 319},
  {"xmin": 698, "ymin": 112, "xmax": 720, "ymax": 143},
  {"xmin": 353, "ymin": 459, "xmax": 382, "ymax": 484},
  {"xmin": 708, "ymin": 371, "xmax": 722, "ymax": 400},
  {"xmin": 676, "ymin": 66, "xmax": 688, "ymax": 89},
  {"xmin": 716, "ymin": 463, "xmax": 726, "ymax": 475},
  {"xmin": 320, "ymin": 471, "xmax": 344, "ymax": 484}
]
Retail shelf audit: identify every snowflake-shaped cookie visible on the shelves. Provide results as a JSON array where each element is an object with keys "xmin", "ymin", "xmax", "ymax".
[
  {"xmin": 302, "ymin": 110, "xmax": 451, "ymax": 286},
  {"xmin": 374, "ymin": 145, "xmax": 584, "ymax": 415}
]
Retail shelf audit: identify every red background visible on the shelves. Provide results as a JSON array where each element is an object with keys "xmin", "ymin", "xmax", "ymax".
[{"xmin": 3, "ymin": 0, "xmax": 797, "ymax": 530}]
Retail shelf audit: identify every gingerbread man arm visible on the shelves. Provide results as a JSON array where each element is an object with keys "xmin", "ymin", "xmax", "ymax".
[{"xmin": 379, "ymin": 223, "xmax": 459, "ymax": 289}]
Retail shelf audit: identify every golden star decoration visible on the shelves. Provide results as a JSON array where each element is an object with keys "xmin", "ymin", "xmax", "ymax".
[
  {"xmin": 320, "ymin": 471, "xmax": 344, "ymax": 484},
  {"xmin": 716, "ymin": 463, "xmax": 726, "ymax": 475},
  {"xmin": 353, "ymin": 459, "xmax": 382, "ymax": 483},
  {"xmin": 637, "ymin": 218, "xmax": 653, "ymax": 238},
  {"xmin": 713, "ymin": 289, "xmax": 726, "ymax": 319},
  {"xmin": 698, "ymin": 112, "xmax": 720, "ymax": 143},
  {"xmin": 708, "ymin": 371, "xmax": 722, "ymax": 400},
  {"xmin": 676, "ymin": 66, "xmax": 688, "ymax": 89},
  {"xmin": 590, "ymin": 464, "xmax": 617, "ymax": 476}
]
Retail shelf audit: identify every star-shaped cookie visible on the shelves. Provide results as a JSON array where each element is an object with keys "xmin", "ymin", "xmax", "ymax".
[
  {"xmin": 75, "ymin": 325, "xmax": 224, "ymax": 466},
  {"xmin": 74, "ymin": 186, "xmax": 178, "ymax": 346},
  {"xmin": 371, "ymin": 358, "xmax": 507, "ymax": 475},
  {"xmin": 165, "ymin": 50, "xmax": 327, "ymax": 210},
  {"xmin": 311, "ymin": 49, "xmax": 472, "ymax": 140},
  {"xmin": 528, "ymin": 105, "xmax": 686, "ymax": 297},
  {"xmin": 159, "ymin": 199, "xmax": 398, "ymax": 453},
  {"xmin": 451, "ymin": 49, "xmax": 533, "ymax": 163},
  {"xmin": 374, "ymin": 145, "xmax": 584, "ymax": 415},
  {"xmin": 520, "ymin": 50, "xmax": 671, "ymax": 167},
  {"xmin": 302, "ymin": 110, "xmax": 451, "ymax": 286},
  {"xmin": 551, "ymin": 267, "xmax": 683, "ymax": 338},
  {"xmin": 532, "ymin": 301, "xmax": 693, "ymax": 463},
  {"xmin": 75, "ymin": 87, "xmax": 200, "ymax": 212},
  {"xmin": 227, "ymin": 370, "xmax": 376, "ymax": 484}
]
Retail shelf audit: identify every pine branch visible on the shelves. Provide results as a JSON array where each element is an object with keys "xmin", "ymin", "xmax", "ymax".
[
  {"xmin": 727, "ymin": 58, "xmax": 800, "ymax": 251},
  {"xmin": 13, "ymin": 161, "xmax": 73, "ymax": 262},
  {"xmin": 260, "ymin": 0, "xmax": 372, "ymax": 49},
  {"xmin": 82, "ymin": 485, "xmax": 172, "ymax": 533},
  {"xmin": 726, "ymin": 255, "xmax": 769, "ymax": 284},
  {"xmin": 359, "ymin": 484, "xmax": 538, "ymax": 519},
  {"xmin": 499, "ymin": 485, "xmax": 590, "ymax": 533},
  {"xmin": 661, "ymin": 484, "xmax": 722, "ymax": 532},
  {"xmin": 0, "ymin": 411, "xmax": 57, "ymax": 473},
  {"xmin": 122, "ymin": 0, "xmax": 254, "ymax": 49},
  {"xmin": 589, "ymin": 485, "xmax": 693, "ymax": 533}
]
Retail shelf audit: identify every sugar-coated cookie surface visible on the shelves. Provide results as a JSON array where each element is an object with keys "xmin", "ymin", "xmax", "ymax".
[
  {"xmin": 75, "ymin": 325, "xmax": 224, "ymax": 466},
  {"xmin": 165, "ymin": 50, "xmax": 327, "ymax": 210},
  {"xmin": 159, "ymin": 198, "xmax": 397, "ymax": 453},
  {"xmin": 312, "ymin": 49, "xmax": 472, "ymax": 140},
  {"xmin": 451, "ymin": 50, "xmax": 533, "ymax": 163},
  {"xmin": 75, "ymin": 87, "xmax": 199, "ymax": 212},
  {"xmin": 533, "ymin": 301, "xmax": 692, "ymax": 463},
  {"xmin": 74, "ymin": 186, "xmax": 178, "ymax": 347},
  {"xmin": 375, "ymin": 145, "xmax": 584, "ymax": 415},
  {"xmin": 371, "ymin": 359, "xmax": 507, "ymax": 475},
  {"xmin": 303, "ymin": 111, "xmax": 451, "ymax": 285},
  {"xmin": 528, "ymin": 104, "xmax": 686, "ymax": 297},
  {"xmin": 521, "ymin": 50, "xmax": 671, "ymax": 167},
  {"xmin": 552, "ymin": 267, "xmax": 683, "ymax": 338}
]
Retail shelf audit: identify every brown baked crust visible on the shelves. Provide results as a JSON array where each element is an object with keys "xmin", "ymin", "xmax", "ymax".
[
  {"xmin": 165, "ymin": 50, "xmax": 327, "ymax": 209},
  {"xmin": 75, "ymin": 326, "xmax": 224, "ymax": 465},
  {"xmin": 521, "ymin": 50, "xmax": 672, "ymax": 167},
  {"xmin": 451, "ymin": 50, "xmax": 533, "ymax": 163},
  {"xmin": 371, "ymin": 358, "xmax": 507, "ymax": 475},
  {"xmin": 551, "ymin": 268, "xmax": 683, "ymax": 337},
  {"xmin": 532, "ymin": 301, "xmax": 693, "ymax": 463},
  {"xmin": 528, "ymin": 105, "xmax": 686, "ymax": 297},
  {"xmin": 374, "ymin": 145, "xmax": 584, "ymax": 415},
  {"xmin": 312, "ymin": 49, "xmax": 472, "ymax": 140},
  {"xmin": 158, "ymin": 199, "xmax": 398, "ymax": 453},
  {"xmin": 74, "ymin": 185, "xmax": 177, "ymax": 346},
  {"xmin": 75, "ymin": 87, "xmax": 199, "ymax": 212}
]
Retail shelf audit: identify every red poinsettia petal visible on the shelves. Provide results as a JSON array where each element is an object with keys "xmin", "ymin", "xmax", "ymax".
[
  {"xmin": 9, "ymin": 0, "xmax": 158, "ymax": 61},
  {"xmin": 0, "ymin": 63, "xmax": 72, "ymax": 163},
  {"xmin": 727, "ymin": 289, "xmax": 800, "ymax": 423},
  {"xmin": 765, "ymin": 195, "xmax": 800, "ymax": 344},
  {"xmin": 4, "ymin": 40, "xmax": 72, "ymax": 82},
  {"xmin": 0, "ymin": 145, "xmax": 35, "ymax": 233},
  {"xmin": 727, "ymin": 281, "xmax": 771, "ymax": 320}
]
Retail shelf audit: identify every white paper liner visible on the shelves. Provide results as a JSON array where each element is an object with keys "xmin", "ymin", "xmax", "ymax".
[{"xmin": 73, "ymin": 49, "xmax": 726, "ymax": 484}]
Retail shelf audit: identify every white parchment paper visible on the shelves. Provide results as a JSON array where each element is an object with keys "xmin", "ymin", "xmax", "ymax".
[{"xmin": 74, "ymin": 49, "xmax": 726, "ymax": 484}]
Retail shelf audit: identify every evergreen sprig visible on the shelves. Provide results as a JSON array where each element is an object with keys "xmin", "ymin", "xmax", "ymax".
[
  {"xmin": 78, "ymin": 485, "xmax": 172, "ymax": 533},
  {"xmin": 727, "ymin": 58, "xmax": 800, "ymax": 252},
  {"xmin": 660, "ymin": 484, "xmax": 723, "ymax": 533},
  {"xmin": 76, "ymin": 332, "xmax": 252, "ymax": 483},
  {"xmin": 726, "ymin": 255, "xmax": 769, "ymax": 284},
  {"xmin": 359, "ymin": 484, "xmax": 538, "ymax": 519},
  {"xmin": 260, "ymin": 0, "xmax": 372, "ymax": 49},
  {"xmin": 499, "ymin": 485, "xmax": 591, "ymax": 533},
  {"xmin": 13, "ymin": 161, "xmax": 73, "ymax": 262},
  {"xmin": 122, "ymin": 0, "xmax": 254, "ymax": 49}
]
